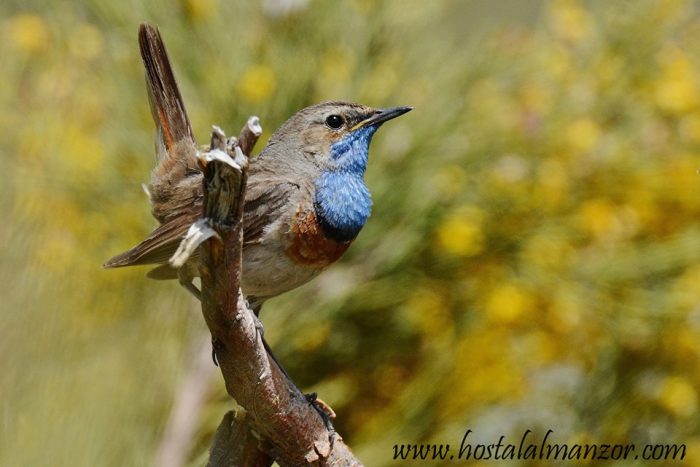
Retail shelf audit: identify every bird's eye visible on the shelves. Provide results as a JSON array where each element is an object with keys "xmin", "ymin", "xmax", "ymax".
[{"xmin": 325, "ymin": 114, "xmax": 344, "ymax": 129}]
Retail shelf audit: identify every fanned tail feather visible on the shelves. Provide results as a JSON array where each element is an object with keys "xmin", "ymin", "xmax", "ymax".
[{"xmin": 103, "ymin": 24, "xmax": 204, "ymax": 272}]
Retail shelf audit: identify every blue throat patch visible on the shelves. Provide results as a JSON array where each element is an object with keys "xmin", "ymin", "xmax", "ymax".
[{"xmin": 314, "ymin": 125, "xmax": 377, "ymax": 241}]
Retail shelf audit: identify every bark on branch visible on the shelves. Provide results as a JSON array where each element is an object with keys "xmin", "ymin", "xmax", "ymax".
[{"xmin": 195, "ymin": 118, "xmax": 363, "ymax": 466}]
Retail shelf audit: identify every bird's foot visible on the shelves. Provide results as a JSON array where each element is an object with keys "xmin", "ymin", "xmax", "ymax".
[
  {"xmin": 305, "ymin": 392, "xmax": 336, "ymax": 435},
  {"xmin": 251, "ymin": 309, "xmax": 265, "ymax": 337}
]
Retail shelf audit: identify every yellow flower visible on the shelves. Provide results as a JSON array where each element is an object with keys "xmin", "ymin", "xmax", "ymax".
[
  {"xmin": 565, "ymin": 118, "xmax": 601, "ymax": 154},
  {"xmin": 435, "ymin": 206, "xmax": 484, "ymax": 257},
  {"xmin": 576, "ymin": 198, "xmax": 621, "ymax": 240},
  {"xmin": 658, "ymin": 376, "xmax": 698, "ymax": 418},
  {"xmin": 238, "ymin": 65, "xmax": 277, "ymax": 103},
  {"xmin": 655, "ymin": 78, "xmax": 699, "ymax": 115},
  {"xmin": 6, "ymin": 14, "xmax": 49, "ymax": 55},
  {"xmin": 655, "ymin": 49, "xmax": 699, "ymax": 115},
  {"xmin": 484, "ymin": 282, "xmax": 535, "ymax": 325}
]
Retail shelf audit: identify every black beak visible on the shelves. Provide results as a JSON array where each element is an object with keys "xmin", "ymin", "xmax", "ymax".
[{"xmin": 352, "ymin": 106, "xmax": 413, "ymax": 130}]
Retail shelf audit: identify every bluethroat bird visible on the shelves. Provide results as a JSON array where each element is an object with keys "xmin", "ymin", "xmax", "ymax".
[{"xmin": 104, "ymin": 25, "xmax": 411, "ymax": 315}]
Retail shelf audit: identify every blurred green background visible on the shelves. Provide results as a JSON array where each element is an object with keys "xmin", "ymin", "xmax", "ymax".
[{"xmin": 2, "ymin": 0, "xmax": 700, "ymax": 465}]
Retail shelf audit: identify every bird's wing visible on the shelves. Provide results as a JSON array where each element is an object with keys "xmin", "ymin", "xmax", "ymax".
[
  {"xmin": 102, "ymin": 207, "xmax": 200, "ymax": 268},
  {"xmin": 103, "ymin": 174, "xmax": 300, "ymax": 270},
  {"xmin": 242, "ymin": 176, "xmax": 301, "ymax": 245}
]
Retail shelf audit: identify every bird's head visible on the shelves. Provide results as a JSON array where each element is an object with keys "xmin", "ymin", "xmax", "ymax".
[
  {"xmin": 263, "ymin": 101, "xmax": 411, "ymax": 241},
  {"xmin": 266, "ymin": 101, "xmax": 412, "ymax": 174}
]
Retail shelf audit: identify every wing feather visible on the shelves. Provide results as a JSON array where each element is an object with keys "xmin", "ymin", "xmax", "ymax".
[
  {"xmin": 103, "ymin": 173, "xmax": 300, "ymax": 271},
  {"xmin": 242, "ymin": 177, "xmax": 299, "ymax": 245},
  {"xmin": 102, "ymin": 209, "xmax": 198, "ymax": 268}
]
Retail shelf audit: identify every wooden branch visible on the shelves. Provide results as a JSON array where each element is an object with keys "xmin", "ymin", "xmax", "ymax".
[
  {"xmin": 197, "ymin": 118, "xmax": 363, "ymax": 466},
  {"xmin": 208, "ymin": 411, "xmax": 273, "ymax": 467}
]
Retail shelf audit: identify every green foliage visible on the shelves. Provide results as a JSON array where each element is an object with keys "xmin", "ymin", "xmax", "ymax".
[{"xmin": 2, "ymin": 0, "xmax": 700, "ymax": 465}]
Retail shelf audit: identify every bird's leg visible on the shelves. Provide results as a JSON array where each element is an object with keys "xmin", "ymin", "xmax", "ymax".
[
  {"xmin": 246, "ymin": 301, "xmax": 293, "ymax": 382},
  {"xmin": 257, "ymin": 324, "xmax": 294, "ymax": 381},
  {"xmin": 177, "ymin": 267, "xmax": 202, "ymax": 301},
  {"xmin": 258, "ymin": 333, "xmax": 335, "ymax": 432},
  {"xmin": 176, "ymin": 268, "xmax": 217, "ymax": 362},
  {"xmin": 201, "ymin": 293, "xmax": 334, "ymax": 431},
  {"xmin": 179, "ymin": 279, "xmax": 202, "ymax": 301}
]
